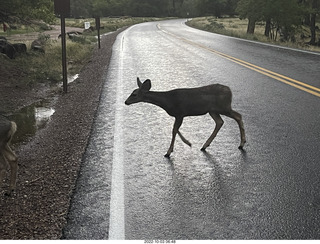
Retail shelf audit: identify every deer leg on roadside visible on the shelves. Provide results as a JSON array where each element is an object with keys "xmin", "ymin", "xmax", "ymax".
[
  {"xmin": 3, "ymin": 145, "xmax": 18, "ymax": 195},
  {"xmin": 201, "ymin": 113, "xmax": 224, "ymax": 151},
  {"xmin": 0, "ymin": 156, "xmax": 6, "ymax": 190},
  {"xmin": 165, "ymin": 117, "xmax": 183, "ymax": 158},
  {"xmin": 225, "ymin": 110, "xmax": 246, "ymax": 149}
]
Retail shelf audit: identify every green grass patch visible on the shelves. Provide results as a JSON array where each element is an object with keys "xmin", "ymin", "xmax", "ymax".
[
  {"xmin": 2, "ymin": 37, "xmax": 93, "ymax": 87},
  {"xmin": 187, "ymin": 17, "xmax": 320, "ymax": 53}
]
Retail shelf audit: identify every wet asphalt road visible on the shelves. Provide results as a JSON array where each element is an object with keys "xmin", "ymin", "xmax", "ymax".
[{"xmin": 63, "ymin": 19, "xmax": 320, "ymax": 239}]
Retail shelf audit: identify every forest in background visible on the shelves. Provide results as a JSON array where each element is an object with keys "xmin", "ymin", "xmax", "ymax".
[{"xmin": 0, "ymin": 0, "xmax": 319, "ymax": 45}]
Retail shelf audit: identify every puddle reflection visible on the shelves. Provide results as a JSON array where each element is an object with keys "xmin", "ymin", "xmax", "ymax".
[{"xmin": 9, "ymin": 100, "xmax": 55, "ymax": 145}]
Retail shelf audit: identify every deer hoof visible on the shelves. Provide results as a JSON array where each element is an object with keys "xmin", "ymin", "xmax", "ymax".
[
  {"xmin": 164, "ymin": 153, "xmax": 171, "ymax": 158},
  {"xmin": 238, "ymin": 145, "xmax": 244, "ymax": 150},
  {"xmin": 4, "ymin": 190, "xmax": 14, "ymax": 197},
  {"xmin": 200, "ymin": 147, "xmax": 206, "ymax": 151}
]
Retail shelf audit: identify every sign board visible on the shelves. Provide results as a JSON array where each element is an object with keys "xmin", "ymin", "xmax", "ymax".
[
  {"xmin": 84, "ymin": 22, "xmax": 90, "ymax": 29},
  {"xmin": 54, "ymin": 0, "xmax": 70, "ymax": 16}
]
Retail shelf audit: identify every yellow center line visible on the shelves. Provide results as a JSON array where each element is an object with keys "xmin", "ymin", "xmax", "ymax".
[{"xmin": 158, "ymin": 24, "xmax": 320, "ymax": 98}]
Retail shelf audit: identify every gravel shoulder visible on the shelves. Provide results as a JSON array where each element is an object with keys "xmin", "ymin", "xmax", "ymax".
[{"xmin": 0, "ymin": 28, "xmax": 124, "ymax": 239}]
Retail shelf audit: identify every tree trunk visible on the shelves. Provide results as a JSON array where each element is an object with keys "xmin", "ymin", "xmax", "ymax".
[
  {"xmin": 172, "ymin": 0, "xmax": 176, "ymax": 15},
  {"xmin": 310, "ymin": 12, "xmax": 316, "ymax": 45},
  {"xmin": 309, "ymin": 0, "xmax": 318, "ymax": 45},
  {"xmin": 265, "ymin": 19, "xmax": 271, "ymax": 37},
  {"xmin": 247, "ymin": 17, "xmax": 256, "ymax": 34}
]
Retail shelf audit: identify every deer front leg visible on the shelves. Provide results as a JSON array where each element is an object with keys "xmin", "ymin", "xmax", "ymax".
[
  {"xmin": 0, "ymin": 165, "xmax": 5, "ymax": 190},
  {"xmin": 8, "ymin": 159, "xmax": 18, "ymax": 195},
  {"xmin": 165, "ymin": 117, "xmax": 183, "ymax": 158},
  {"xmin": 0, "ymin": 154, "xmax": 7, "ymax": 192},
  {"xmin": 201, "ymin": 113, "xmax": 224, "ymax": 151}
]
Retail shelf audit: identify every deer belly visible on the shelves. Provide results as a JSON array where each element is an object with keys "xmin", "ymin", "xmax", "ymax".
[{"xmin": 178, "ymin": 101, "xmax": 210, "ymax": 116}]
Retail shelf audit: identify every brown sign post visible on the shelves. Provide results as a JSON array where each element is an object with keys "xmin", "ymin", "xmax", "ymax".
[{"xmin": 54, "ymin": 0, "xmax": 70, "ymax": 93}]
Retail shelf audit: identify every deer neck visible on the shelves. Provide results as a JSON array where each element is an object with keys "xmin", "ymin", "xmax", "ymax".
[{"xmin": 143, "ymin": 91, "xmax": 173, "ymax": 114}]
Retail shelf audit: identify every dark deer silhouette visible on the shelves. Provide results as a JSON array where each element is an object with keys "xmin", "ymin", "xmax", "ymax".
[
  {"xmin": 0, "ymin": 115, "xmax": 18, "ymax": 195},
  {"xmin": 125, "ymin": 78, "xmax": 246, "ymax": 157}
]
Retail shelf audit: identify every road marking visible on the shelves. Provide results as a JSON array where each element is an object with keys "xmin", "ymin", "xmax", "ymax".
[
  {"xmin": 108, "ymin": 33, "xmax": 126, "ymax": 240},
  {"xmin": 158, "ymin": 24, "xmax": 320, "ymax": 98}
]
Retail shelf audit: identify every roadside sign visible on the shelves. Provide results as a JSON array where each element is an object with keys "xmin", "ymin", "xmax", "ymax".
[
  {"xmin": 84, "ymin": 22, "xmax": 90, "ymax": 30},
  {"xmin": 54, "ymin": 0, "xmax": 70, "ymax": 92}
]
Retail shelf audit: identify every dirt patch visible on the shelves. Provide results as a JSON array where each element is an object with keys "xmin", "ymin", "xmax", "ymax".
[
  {"xmin": 0, "ymin": 28, "xmax": 125, "ymax": 239},
  {"xmin": 5, "ymin": 25, "xmax": 85, "ymax": 42}
]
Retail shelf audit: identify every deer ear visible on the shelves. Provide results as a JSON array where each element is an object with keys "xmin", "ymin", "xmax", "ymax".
[
  {"xmin": 137, "ymin": 77, "xmax": 142, "ymax": 88},
  {"xmin": 141, "ymin": 79, "xmax": 151, "ymax": 91}
]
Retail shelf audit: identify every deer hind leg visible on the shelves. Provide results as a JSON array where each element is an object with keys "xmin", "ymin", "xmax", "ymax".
[
  {"xmin": 225, "ymin": 110, "xmax": 246, "ymax": 149},
  {"xmin": 201, "ymin": 113, "xmax": 224, "ymax": 151},
  {"xmin": 165, "ymin": 117, "xmax": 183, "ymax": 158},
  {"xmin": 177, "ymin": 131, "xmax": 192, "ymax": 147}
]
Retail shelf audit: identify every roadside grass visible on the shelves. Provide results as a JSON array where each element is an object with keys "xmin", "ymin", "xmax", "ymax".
[
  {"xmin": 187, "ymin": 17, "xmax": 320, "ymax": 53},
  {"xmin": 1, "ymin": 38, "xmax": 94, "ymax": 86},
  {"xmin": 64, "ymin": 16, "xmax": 172, "ymax": 34},
  {"xmin": 1, "ymin": 17, "xmax": 171, "ymax": 87}
]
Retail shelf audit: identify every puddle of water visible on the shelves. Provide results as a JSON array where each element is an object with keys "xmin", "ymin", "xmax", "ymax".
[
  {"xmin": 8, "ymin": 100, "xmax": 55, "ymax": 145},
  {"xmin": 58, "ymin": 74, "xmax": 79, "ymax": 89},
  {"xmin": 65, "ymin": 74, "xmax": 79, "ymax": 85},
  {"xmin": 7, "ymin": 75, "xmax": 77, "ymax": 145},
  {"xmin": 68, "ymin": 74, "xmax": 79, "ymax": 84}
]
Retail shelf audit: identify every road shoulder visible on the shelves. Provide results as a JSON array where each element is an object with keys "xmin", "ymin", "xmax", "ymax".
[{"xmin": 0, "ymin": 28, "xmax": 125, "ymax": 239}]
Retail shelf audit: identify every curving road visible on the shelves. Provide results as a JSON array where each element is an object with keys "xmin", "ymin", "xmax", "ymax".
[{"xmin": 63, "ymin": 19, "xmax": 320, "ymax": 240}]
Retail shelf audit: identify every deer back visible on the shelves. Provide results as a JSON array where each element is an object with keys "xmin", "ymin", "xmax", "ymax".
[{"xmin": 161, "ymin": 84, "xmax": 233, "ymax": 117}]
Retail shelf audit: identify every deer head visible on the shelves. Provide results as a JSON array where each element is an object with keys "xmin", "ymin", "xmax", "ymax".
[{"xmin": 125, "ymin": 77, "xmax": 151, "ymax": 105}]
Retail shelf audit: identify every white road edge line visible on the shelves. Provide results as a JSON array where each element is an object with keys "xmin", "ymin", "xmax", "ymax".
[{"xmin": 108, "ymin": 32, "xmax": 126, "ymax": 240}]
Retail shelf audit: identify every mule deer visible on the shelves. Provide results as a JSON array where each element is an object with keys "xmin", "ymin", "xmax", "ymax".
[
  {"xmin": 0, "ymin": 115, "xmax": 18, "ymax": 196},
  {"xmin": 125, "ymin": 78, "xmax": 246, "ymax": 157}
]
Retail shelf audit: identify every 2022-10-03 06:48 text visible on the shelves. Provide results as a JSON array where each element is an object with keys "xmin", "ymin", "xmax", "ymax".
[{"xmin": 144, "ymin": 240, "xmax": 176, "ymax": 243}]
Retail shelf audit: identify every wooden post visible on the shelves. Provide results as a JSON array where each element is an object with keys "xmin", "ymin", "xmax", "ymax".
[
  {"xmin": 95, "ymin": 17, "xmax": 101, "ymax": 49},
  {"xmin": 54, "ymin": 0, "xmax": 70, "ymax": 93},
  {"xmin": 60, "ymin": 14, "xmax": 68, "ymax": 93}
]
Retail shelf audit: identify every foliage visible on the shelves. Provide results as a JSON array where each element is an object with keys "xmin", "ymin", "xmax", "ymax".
[
  {"xmin": 0, "ymin": 0, "xmax": 55, "ymax": 23},
  {"xmin": 196, "ymin": 0, "xmax": 238, "ymax": 17},
  {"xmin": 1, "ymin": 0, "xmax": 319, "ymax": 45},
  {"xmin": 236, "ymin": 0, "xmax": 319, "ymax": 43}
]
